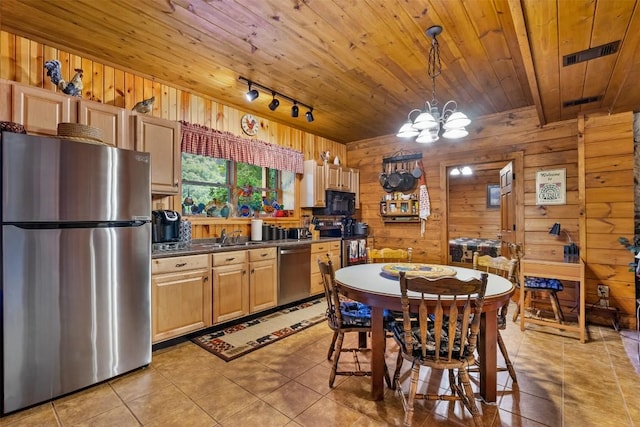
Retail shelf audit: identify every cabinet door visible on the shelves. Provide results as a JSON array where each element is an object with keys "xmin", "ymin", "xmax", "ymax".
[
  {"xmin": 340, "ymin": 168, "xmax": 352, "ymax": 192},
  {"xmin": 12, "ymin": 84, "xmax": 74, "ymax": 135},
  {"xmin": 212, "ymin": 263, "xmax": 249, "ymax": 323},
  {"xmin": 350, "ymin": 169, "xmax": 360, "ymax": 207},
  {"xmin": 151, "ymin": 268, "xmax": 211, "ymax": 343},
  {"xmin": 79, "ymin": 100, "xmax": 129, "ymax": 148},
  {"xmin": 301, "ymin": 160, "xmax": 326, "ymax": 208},
  {"xmin": 325, "ymin": 164, "xmax": 342, "ymax": 190},
  {"xmin": 133, "ymin": 114, "xmax": 181, "ymax": 194},
  {"xmin": 250, "ymin": 259, "xmax": 277, "ymax": 313}
]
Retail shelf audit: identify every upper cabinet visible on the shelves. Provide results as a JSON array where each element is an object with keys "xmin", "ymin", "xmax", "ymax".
[
  {"xmin": 301, "ymin": 160, "xmax": 326, "ymax": 208},
  {"xmin": 78, "ymin": 100, "xmax": 129, "ymax": 149},
  {"xmin": 131, "ymin": 114, "xmax": 181, "ymax": 195},
  {"xmin": 12, "ymin": 84, "xmax": 74, "ymax": 136},
  {"xmin": 300, "ymin": 160, "xmax": 360, "ymax": 208},
  {"xmin": 9, "ymin": 82, "xmax": 129, "ymax": 148}
]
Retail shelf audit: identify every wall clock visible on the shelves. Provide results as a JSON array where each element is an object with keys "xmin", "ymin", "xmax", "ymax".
[{"xmin": 241, "ymin": 114, "xmax": 259, "ymax": 136}]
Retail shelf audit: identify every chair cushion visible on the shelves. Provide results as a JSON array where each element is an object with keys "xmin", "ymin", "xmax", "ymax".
[
  {"xmin": 524, "ymin": 277, "xmax": 563, "ymax": 291},
  {"xmin": 339, "ymin": 301, "xmax": 372, "ymax": 326},
  {"xmin": 391, "ymin": 320, "xmax": 470, "ymax": 360}
]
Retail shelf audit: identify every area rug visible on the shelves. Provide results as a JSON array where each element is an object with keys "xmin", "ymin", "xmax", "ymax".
[{"xmin": 192, "ymin": 298, "xmax": 326, "ymax": 361}]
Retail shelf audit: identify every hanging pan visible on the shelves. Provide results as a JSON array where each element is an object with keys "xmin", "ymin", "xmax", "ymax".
[
  {"xmin": 412, "ymin": 160, "xmax": 422, "ymax": 179},
  {"xmin": 378, "ymin": 163, "xmax": 387, "ymax": 186},
  {"xmin": 399, "ymin": 161, "xmax": 417, "ymax": 192},
  {"xmin": 388, "ymin": 162, "xmax": 403, "ymax": 189},
  {"xmin": 383, "ymin": 163, "xmax": 394, "ymax": 192}
]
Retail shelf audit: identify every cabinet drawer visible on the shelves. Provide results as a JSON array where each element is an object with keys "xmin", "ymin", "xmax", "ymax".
[
  {"xmin": 152, "ymin": 254, "xmax": 209, "ymax": 274},
  {"xmin": 329, "ymin": 241, "xmax": 341, "ymax": 251},
  {"xmin": 249, "ymin": 247, "xmax": 276, "ymax": 262},
  {"xmin": 312, "ymin": 242, "xmax": 332, "ymax": 254},
  {"xmin": 212, "ymin": 250, "xmax": 247, "ymax": 266}
]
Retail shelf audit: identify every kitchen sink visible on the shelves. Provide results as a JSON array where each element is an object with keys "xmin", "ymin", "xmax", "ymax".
[{"xmin": 194, "ymin": 240, "xmax": 265, "ymax": 249}]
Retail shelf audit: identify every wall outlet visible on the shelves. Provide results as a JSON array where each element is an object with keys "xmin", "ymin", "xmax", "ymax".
[{"xmin": 597, "ymin": 284, "xmax": 610, "ymax": 307}]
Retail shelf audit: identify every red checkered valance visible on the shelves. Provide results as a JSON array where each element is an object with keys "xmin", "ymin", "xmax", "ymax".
[{"xmin": 180, "ymin": 121, "xmax": 304, "ymax": 174}]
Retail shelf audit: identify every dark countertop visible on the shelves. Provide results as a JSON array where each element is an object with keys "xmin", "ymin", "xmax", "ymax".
[{"xmin": 151, "ymin": 237, "xmax": 342, "ymax": 259}]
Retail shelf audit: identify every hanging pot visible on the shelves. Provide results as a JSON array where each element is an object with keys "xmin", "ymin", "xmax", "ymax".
[
  {"xmin": 378, "ymin": 163, "xmax": 387, "ymax": 186},
  {"xmin": 388, "ymin": 162, "xmax": 402, "ymax": 189},
  {"xmin": 412, "ymin": 160, "xmax": 422, "ymax": 178},
  {"xmin": 399, "ymin": 162, "xmax": 417, "ymax": 192},
  {"xmin": 382, "ymin": 164, "xmax": 394, "ymax": 192}
]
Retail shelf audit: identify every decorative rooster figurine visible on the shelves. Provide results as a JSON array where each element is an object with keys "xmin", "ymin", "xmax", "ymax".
[
  {"xmin": 132, "ymin": 96, "xmax": 155, "ymax": 113},
  {"xmin": 43, "ymin": 60, "xmax": 83, "ymax": 97}
]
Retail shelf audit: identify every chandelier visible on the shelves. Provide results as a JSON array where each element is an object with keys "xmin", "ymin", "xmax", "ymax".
[{"xmin": 397, "ymin": 25, "xmax": 470, "ymax": 143}]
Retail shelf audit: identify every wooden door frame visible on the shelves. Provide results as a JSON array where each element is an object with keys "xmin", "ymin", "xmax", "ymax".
[{"xmin": 439, "ymin": 151, "xmax": 524, "ymax": 264}]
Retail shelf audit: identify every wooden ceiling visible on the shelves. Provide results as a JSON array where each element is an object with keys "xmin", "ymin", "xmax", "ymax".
[{"xmin": 1, "ymin": 0, "xmax": 639, "ymax": 143}]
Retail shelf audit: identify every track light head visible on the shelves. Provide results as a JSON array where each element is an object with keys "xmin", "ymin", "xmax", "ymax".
[
  {"xmin": 268, "ymin": 93, "xmax": 280, "ymax": 111},
  {"xmin": 291, "ymin": 102, "xmax": 299, "ymax": 118},
  {"xmin": 245, "ymin": 82, "xmax": 259, "ymax": 102},
  {"xmin": 305, "ymin": 109, "xmax": 314, "ymax": 123}
]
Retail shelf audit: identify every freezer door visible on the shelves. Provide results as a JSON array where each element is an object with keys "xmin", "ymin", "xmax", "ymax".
[
  {"xmin": 2, "ymin": 223, "xmax": 151, "ymax": 414},
  {"xmin": 2, "ymin": 133, "xmax": 150, "ymax": 223}
]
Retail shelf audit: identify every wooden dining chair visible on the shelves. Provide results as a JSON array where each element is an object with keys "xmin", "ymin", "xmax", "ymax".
[
  {"xmin": 472, "ymin": 251, "xmax": 518, "ymax": 382},
  {"xmin": 367, "ymin": 247, "xmax": 413, "ymax": 263},
  {"xmin": 317, "ymin": 256, "xmax": 392, "ymax": 388},
  {"xmin": 392, "ymin": 271, "xmax": 488, "ymax": 427},
  {"xmin": 508, "ymin": 243, "xmax": 565, "ymax": 324}
]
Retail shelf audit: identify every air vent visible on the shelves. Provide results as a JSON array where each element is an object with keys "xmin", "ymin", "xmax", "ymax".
[
  {"xmin": 563, "ymin": 96, "xmax": 601, "ymax": 108},
  {"xmin": 563, "ymin": 41, "xmax": 620, "ymax": 66}
]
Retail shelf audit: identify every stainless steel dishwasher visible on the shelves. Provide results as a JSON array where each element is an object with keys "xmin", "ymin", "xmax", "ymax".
[{"xmin": 278, "ymin": 245, "xmax": 311, "ymax": 305}]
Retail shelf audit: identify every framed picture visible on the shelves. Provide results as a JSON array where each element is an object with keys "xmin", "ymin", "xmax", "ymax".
[
  {"xmin": 535, "ymin": 168, "xmax": 566, "ymax": 205},
  {"xmin": 486, "ymin": 184, "xmax": 500, "ymax": 208}
]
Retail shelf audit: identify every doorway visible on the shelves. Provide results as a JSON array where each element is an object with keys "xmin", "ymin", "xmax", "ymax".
[{"xmin": 439, "ymin": 151, "xmax": 524, "ymax": 264}]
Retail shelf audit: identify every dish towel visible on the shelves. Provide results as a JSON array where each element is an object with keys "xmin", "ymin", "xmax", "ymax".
[{"xmin": 419, "ymin": 183, "xmax": 431, "ymax": 237}]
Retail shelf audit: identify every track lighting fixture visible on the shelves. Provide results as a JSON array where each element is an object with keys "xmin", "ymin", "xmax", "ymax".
[
  {"xmin": 268, "ymin": 92, "xmax": 280, "ymax": 111},
  {"xmin": 245, "ymin": 82, "xmax": 259, "ymax": 102},
  {"xmin": 238, "ymin": 76, "xmax": 314, "ymax": 123}
]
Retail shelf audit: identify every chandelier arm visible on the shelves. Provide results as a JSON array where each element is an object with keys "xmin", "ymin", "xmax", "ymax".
[{"xmin": 441, "ymin": 100, "xmax": 458, "ymax": 118}]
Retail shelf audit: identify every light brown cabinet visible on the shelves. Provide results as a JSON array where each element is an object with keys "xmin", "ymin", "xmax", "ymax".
[
  {"xmin": 132, "ymin": 114, "xmax": 181, "ymax": 195},
  {"xmin": 78, "ymin": 99, "xmax": 129, "ymax": 149},
  {"xmin": 212, "ymin": 250, "xmax": 249, "ymax": 323},
  {"xmin": 248, "ymin": 247, "xmax": 278, "ymax": 313},
  {"xmin": 212, "ymin": 248, "xmax": 278, "ymax": 323},
  {"xmin": 151, "ymin": 254, "xmax": 212, "ymax": 343},
  {"xmin": 301, "ymin": 159, "xmax": 326, "ymax": 208},
  {"xmin": 12, "ymin": 84, "xmax": 74, "ymax": 136},
  {"xmin": 310, "ymin": 241, "xmax": 341, "ymax": 295}
]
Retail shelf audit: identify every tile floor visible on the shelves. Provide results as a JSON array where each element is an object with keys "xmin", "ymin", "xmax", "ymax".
[{"xmin": 1, "ymin": 311, "xmax": 639, "ymax": 426}]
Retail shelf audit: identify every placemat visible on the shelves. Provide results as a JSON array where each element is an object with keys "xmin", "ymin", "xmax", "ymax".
[{"xmin": 381, "ymin": 263, "xmax": 457, "ymax": 279}]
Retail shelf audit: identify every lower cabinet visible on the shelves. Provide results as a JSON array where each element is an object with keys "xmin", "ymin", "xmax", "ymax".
[
  {"xmin": 151, "ymin": 254, "xmax": 211, "ymax": 343},
  {"xmin": 212, "ymin": 250, "xmax": 249, "ymax": 324},
  {"xmin": 211, "ymin": 248, "xmax": 278, "ymax": 324},
  {"xmin": 249, "ymin": 247, "xmax": 278, "ymax": 313},
  {"xmin": 310, "ymin": 241, "xmax": 341, "ymax": 295}
]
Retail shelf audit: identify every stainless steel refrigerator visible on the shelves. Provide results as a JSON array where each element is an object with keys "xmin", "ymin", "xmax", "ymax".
[{"xmin": 0, "ymin": 132, "xmax": 152, "ymax": 414}]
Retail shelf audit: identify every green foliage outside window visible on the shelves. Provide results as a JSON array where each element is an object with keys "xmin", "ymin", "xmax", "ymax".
[{"xmin": 181, "ymin": 153, "xmax": 294, "ymax": 217}]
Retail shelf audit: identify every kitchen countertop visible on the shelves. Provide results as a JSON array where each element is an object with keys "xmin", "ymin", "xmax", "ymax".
[{"xmin": 151, "ymin": 237, "xmax": 342, "ymax": 259}]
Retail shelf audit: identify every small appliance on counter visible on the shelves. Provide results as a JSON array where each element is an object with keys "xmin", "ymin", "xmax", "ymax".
[
  {"xmin": 152, "ymin": 210, "xmax": 181, "ymax": 243},
  {"xmin": 288, "ymin": 227, "xmax": 310, "ymax": 240}
]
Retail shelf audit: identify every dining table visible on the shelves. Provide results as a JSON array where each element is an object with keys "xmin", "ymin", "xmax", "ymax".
[{"xmin": 334, "ymin": 262, "xmax": 515, "ymax": 403}]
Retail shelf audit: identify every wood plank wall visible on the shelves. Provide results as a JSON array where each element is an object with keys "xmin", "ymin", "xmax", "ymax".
[
  {"xmin": 581, "ymin": 112, "xmax": 636, "ymax": 321},
  {"xmin": 0, "ymin": 31, "xmax": 347, "ymax": 239},
  {"xmin": 347, "ymin": 106, "xmax": 636, "ymax": 327}
]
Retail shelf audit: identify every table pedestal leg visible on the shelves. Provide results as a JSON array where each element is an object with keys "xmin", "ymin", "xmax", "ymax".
[
  {"xmin": 479, "ymin": 310, "xmax": 498, "ymax": 403},
  {"xmin": 370, "ymin": 306, "xmax": 385, "ymax": 401}
]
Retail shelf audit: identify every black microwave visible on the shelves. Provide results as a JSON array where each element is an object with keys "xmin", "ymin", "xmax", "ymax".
[{"xmin": 313, "ymin": 190, "xmax": 356, "ymax": 216}]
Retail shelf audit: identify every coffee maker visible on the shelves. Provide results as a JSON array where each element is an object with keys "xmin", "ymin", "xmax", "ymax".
[{"xmin": 151, "ymin": 210, "xmax": 181, "ymax": 243}]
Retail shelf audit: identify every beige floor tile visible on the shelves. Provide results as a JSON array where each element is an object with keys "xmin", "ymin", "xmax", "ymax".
[
  {"xmin": 143, "ymin": 402, "xmax": 217, "ymax": 427},
  {"xmin": 194, "ymin": 382, "xmax": 260, "ymax": 422},
  {"xmin": 292, "ymin": 397, "xmax": 367, "ymax": 426},
  {"xmin": 0, "ymin": 403, "xmax": 58, "ymax": 426},
  {"xmin": 109, "ymin": 366, "xmax": 172, "ymax": 402},
  {"xmin": 217, "ymin": 400, "xmax": 291, "ymax": 426},
  {"xmin": 52, "ymin": 384, "xmax": 124, "ymax": 426},
  {"xmin": 125, "ymin": 384, "xmax": 194, "ymax": 424},
  {"xmin": 499, "ymin": 390, "xmax": 562, "ymax": 426},
  {"xmin": 292, "ymin": 364, "xmax": 347, "ymax": 395},
  {"xmin": 261, "ymin": 380, "xmax": 322, "ymax": 418},
  {"xmin": 73, "ymin": 405, "xmax": 139, "ymax": 427}
]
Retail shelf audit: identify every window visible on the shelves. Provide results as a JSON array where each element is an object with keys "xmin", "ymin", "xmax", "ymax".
[{"xmin": 181, "ymin": 153, "xmax": 294, "ymax": 217}]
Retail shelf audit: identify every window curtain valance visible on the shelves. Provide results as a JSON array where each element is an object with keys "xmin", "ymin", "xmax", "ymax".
[{"xmin": 180, "ymin": 121, "xmax": 304, "ymax": 174}]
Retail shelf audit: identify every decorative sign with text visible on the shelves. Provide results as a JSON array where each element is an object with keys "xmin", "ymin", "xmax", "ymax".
[{"xmin": 535, "ymin": 169, "xmax": 566, "ymax": 205}]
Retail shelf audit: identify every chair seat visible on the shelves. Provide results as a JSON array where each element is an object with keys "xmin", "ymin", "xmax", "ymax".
[
  {"xmin": 391, "ymin": 321, "xmax": 470, "ymax": 360},
  {"xmin": 524, "ymin": 277, "xmax": 563, "ymax": 291},
  {"xmin": 339, "ymin": 301, "xmax": 373, "ymax": 326}
]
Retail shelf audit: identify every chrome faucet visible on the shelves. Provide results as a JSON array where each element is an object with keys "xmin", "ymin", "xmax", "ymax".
[
  {"xmin": 229, "ymin": 230, "xmax": 242, "ymax": 243},
  {"xmin": 220, "ymin": 228, "xmax": 227, "ymax": 244}
]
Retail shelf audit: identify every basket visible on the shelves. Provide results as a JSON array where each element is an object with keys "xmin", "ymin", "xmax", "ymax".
[
  {"xmin": 0, "ymin": 121, "xmax": 27, "ymax": 134},
  {"xmin": 57, "ymin": 123, "xmax": 104, "ymax": 144}
]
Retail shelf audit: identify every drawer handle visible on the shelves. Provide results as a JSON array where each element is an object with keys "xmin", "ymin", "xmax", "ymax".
[
  {"xmin": 261, "ymin": 253, "xmax": 268, "ymax": 257},
  {"xmin": 175, "ymin": 262, "xmax": 187, "ymax": 268},
  {"xmin": 226, "ymin": 257, "xmax": 236, "ymax": 262}
]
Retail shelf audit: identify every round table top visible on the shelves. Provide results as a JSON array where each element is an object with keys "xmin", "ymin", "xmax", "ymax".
[{"xmin": 334, "ymin": 263, "xmax": 514, "ymax": 299}]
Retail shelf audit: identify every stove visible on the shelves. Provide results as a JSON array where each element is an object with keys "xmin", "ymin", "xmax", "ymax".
[{"xmin": 152, "ymin": 241, "xmax": 189, "ymax": 252}]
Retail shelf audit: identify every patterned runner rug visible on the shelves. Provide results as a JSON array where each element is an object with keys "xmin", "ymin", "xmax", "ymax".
[{"xmin": 192, "ymin": 298, "xmax": 326, "ymax": 362}]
